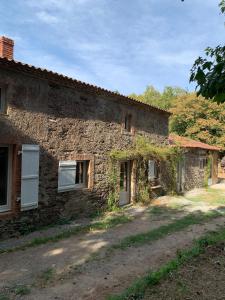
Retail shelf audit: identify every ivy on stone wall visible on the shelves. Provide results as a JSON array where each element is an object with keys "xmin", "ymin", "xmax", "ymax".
[
  {"xmin": 204, "ymin": 156, "xmax": 212, "ymax": 187},
  {"xmin": 107, "ymin": 136, "xmax": 182, "ymax": 208}
]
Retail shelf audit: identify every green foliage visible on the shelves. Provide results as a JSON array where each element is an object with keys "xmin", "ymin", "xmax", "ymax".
[
  {"xmin": 14, "ymin": 285, "xmax": 31, "ymax": 296},
  {"xmin": 170, "ymin": 93, "xmax": 225, "ymax": 149},
  {"xmin": 110, "ymin": 136, "xmax": 181, "ymax": 162},
  {"xmin": 204, "ymin": 157, "xmax": 212, "ymax": 187},
  {"xmin": 220, "ymin": 0, "xmax": 225, "ymax": 13},
  {"xmin": 107, "ymin": 161, "xmax": 120, "ymax": 210},
  {"xmin": 0, "ymin": 294, "xmax": 9, "ymax": 300},
  {"xmin": 190, "ymin": 46, "xmax": 225, "ymax": 103},
  {"xmin": 111, "ymin": 210, "xmax": 221, "ymax": 251},
  {"xmin": 129, "ymin": 85, "xmax": 187, "ymax": 110},
  {"xmin": 109, "ymin": 136, "xmax": 182, "ymax": 205},
  {"xmin": 136, "ymin": 159, "xmax": 152, "ymax": 204},
  {"xmin": 190, "ymin": 1, "xmax": 225, "ymax": 103}
]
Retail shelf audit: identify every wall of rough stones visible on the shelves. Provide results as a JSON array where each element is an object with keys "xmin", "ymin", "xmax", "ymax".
[
  {"xmin": 183, "ymin": 149, "xmax": 207, "ymax": 191},
  {"xmin": 0, "ymin": 68, "xmax": 169, "ymax": 238}
]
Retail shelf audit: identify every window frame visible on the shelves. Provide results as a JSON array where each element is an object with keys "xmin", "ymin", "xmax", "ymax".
[
  {"xmin": 0, "ymin": 145, "xmax": 12, "ymax": 213},
  {"xmin": 0, "ymin": 86, "xmax": 7, "ymax": 114},
  {"xmin": 58, "ymin": 160, "xmax": 89, "ymax": 192}
]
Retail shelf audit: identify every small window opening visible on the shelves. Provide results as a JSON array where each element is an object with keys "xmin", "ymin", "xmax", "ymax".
[
  {"xmin": 124, "ymin": 114, "xmax": 132, "ymax": 132},
  {"xmin": 0, "ymin": 88, "xmax": 6, "ymax": 114}
]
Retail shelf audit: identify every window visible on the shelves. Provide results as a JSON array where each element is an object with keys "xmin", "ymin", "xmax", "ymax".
[
  {"xmin": 75, "ymin": 161, "xmax": 87, "ymax": 186},
  {"xmin": 199, "ymin": 157, "xmax": 207, "ymax": 170},
  {"xmin": 124, "ymin": 114, "xmax": 132, "ymax": 132},
  {"xmin": 148, "ymin": 160, "xmax": 158, "ymax": 181},
  {"xmin": 0, "ymin": 87, "xmax": 6, "ymax": 114},
  {"xmin": 58, "ymin": 160, "xmax": 89, "ymax": 192},
  {"xmin": 0, "ymin": 145, "xmax": 12, "ymax": 212}
]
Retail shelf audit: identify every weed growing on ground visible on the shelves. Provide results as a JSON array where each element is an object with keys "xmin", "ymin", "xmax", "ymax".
[
  {"xmin": 14, "ymin": 285, "xmax": 31, "ymax": 296},
  {"xmin": 0, "ymin": 214, "xmax": 132, "ymax": 255},
  {"xmin": 110, "ymin": 210, "xmax": 221, "ymax": 251},
  {"xmin": 107, "ymin": 226, "xmax": 225, "ymax": 300}
]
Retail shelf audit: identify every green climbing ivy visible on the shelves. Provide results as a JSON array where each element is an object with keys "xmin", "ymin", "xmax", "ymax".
[
  {"xmin": 204, "ymin": 156, "xmax": 212, "ymax": 187},
  {"xmin": 107, "ymin": 136, "xmax": 182, "ymax": 208}
]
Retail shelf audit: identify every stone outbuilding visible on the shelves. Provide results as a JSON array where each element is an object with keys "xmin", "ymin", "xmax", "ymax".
[{"xmin": 169, "ymin": 134, "xmax": 220, "ymax": 192}]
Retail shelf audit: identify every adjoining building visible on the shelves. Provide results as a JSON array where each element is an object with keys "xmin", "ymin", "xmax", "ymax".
[{"xmin": 169, "ymin": 134, "xmax": 220, "ymax": 192}]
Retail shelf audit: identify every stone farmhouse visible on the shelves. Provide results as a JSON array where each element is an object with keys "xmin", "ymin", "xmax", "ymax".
[
  {"xmin": 0, "ymin": 36, "xmax": 220, "ymax": 238},
  {"xmin": 0, "ymin": 37, "xmax": 171, "ymax": 237}
]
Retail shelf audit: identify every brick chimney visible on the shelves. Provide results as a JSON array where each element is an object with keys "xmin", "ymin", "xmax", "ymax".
[{"xmin": 0, "ymin": 36, "xmax": 14, "ymax": 60}]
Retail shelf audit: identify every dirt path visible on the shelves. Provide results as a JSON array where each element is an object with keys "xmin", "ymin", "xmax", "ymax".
[
  {"xmin": 0, "ymin": 207, "xmax": 179, "ymax": 289},
  {"xmin": 1, "ymin": 185, "xmax": 225, "ymax": 300},
  {"xmin": 0, "ymin": 214, "xmax": 224, "ymax": 300},
  {"xmin": 24, "ymin": 216, "xmax": 225, "ymax": 300}
]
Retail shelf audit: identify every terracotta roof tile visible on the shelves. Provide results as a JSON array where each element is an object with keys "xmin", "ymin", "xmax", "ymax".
[
  {"xmin": 169, "ymin": 134, "xmax": 220, "ymax": 151},
  {"xmin": 0, "ymin": 57, "xmax": 171, "ymax": 115}
]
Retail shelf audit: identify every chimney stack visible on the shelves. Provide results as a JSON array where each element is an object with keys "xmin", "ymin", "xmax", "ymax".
[{"xmin": 0, "ymin": 36, "xmax": 14, "ymax": 60}]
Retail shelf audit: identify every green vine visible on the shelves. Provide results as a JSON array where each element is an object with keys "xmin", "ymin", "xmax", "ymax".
[
  {"xmin": 204, "ymin": 156, "xmax": 212, "ymax": 187},
  {"xmin": 107, "ymin": 136, "xmax": 182, "ymax": 208},
  {"xmin": 106, "ymin": 160, "xmax": 120, "ymax": 211}
]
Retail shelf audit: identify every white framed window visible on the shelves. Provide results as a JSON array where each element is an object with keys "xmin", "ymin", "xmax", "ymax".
[
  {"xmin": 148, "ymin": 160, "xmax": 158, "ymax": 181},
  {"xmin": 0, "ymin": 145, "xmax": 12, "ymax": 212},
  {"xmin": 199, "ymin": 157, "xmax": 207, "ymax": 170},
  {"xmin": 58, "ymin": 160, "xmax": 88, "ymax": 192},
  {"xmin": 0, "ymin": 87, "xmax": 7, "ymax": 114}
]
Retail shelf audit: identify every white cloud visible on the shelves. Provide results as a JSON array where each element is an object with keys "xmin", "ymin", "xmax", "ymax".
[
  {"xmin": 155, "ymin": 50, "xmax": 199, "ymax": 67},
  {"xmin": 36, "ymin": 11, "xmax": 59, "ymax": 24}
]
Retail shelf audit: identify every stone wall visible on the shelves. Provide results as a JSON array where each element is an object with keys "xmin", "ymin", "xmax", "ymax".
[
  {"xmin": 183, "ymin": 149, "xmax": 207, "ymax": 191},
  {"xmin": 0, "ymin": 68, "xmax": 169, "ymax": 238}
]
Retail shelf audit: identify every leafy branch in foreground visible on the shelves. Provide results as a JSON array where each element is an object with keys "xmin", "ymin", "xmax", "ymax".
[{"xmin": 190, "ymin": 1, "xmax": 225, "ymax": 103}]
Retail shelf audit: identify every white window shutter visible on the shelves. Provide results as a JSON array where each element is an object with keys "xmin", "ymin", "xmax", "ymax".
[
  {"xmin": 58, "ymin": 161, "xmax": 77, "ymax": 192},
  {"xmin": 148, "ymin": 160, "xmax": 155, "ymax": 180},
  {"xmin": 21, "ymin": 145, "xmax": 40, "ymax": 211}
]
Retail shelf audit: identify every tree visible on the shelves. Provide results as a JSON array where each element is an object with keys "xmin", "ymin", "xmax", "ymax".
[
  {"xmin": 170, "ymin": 93, "xmax": 225, "ymax": 148},
  {"xmin": 129, "ymin": 85, "xmax": 187, "ymax": 110},
  {"xmin": 190, "ymin": 1, "xmax": 225, "ymax": 103}
]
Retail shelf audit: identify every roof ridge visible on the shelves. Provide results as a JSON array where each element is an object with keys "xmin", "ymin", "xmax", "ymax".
[
  {"xmin": 169, "ymin": 134, "xmax": 220, "ymax": 151},
  {"xmin": 0, "ymin": 57, "xmax": 171, "ymax": 115}
]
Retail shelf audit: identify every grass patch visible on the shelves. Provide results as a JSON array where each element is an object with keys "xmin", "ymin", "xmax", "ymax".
[
  {"xmin": 37, "ymin": 267, "xmax": 55, "ymax": 287},
  {"xmin": 108, "ymin": 226, "xmax": 225, "ymax": 300},
  {"xmin": 148, "ymin": 205, "xmax": 183, "ymax": 217},
  {"xmin": 186, "ymin": 188, "xmax": 225, "ymax": 205},
  {"xmin": 0, "ymin": 294, "xmax": 9, "ymax": 300},
  {"xmin": 110, "ymin": 210, "xmax": 222, "ymax": 251},
  {"xmin": 0, "ymin": 214, "xmax": 132, "ymax": 255},
  {"xmin": 14, "ymin": 285, "xmax": 31, "ymax": 296},
  {"xmin": 39, "ymin": 268, "xmax": 54, "ymax": 282}
]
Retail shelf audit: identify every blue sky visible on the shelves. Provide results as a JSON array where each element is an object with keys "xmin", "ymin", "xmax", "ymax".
[{"xmin": 0, "ymin": 0, "xmax": 224, "ymax": 95}]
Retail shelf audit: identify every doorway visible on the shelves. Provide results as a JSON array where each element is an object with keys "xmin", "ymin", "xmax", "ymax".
[
  {"xmin": 0, "ymin": 145, "xmax": 11, "ymax": 212},
  {"xmin": 119, "ymin": 161, "xmax": 131, "ymax": 206},
  {"xmin": 177, "ymin": 159, "xmax": 184, "ymax": 193}
]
